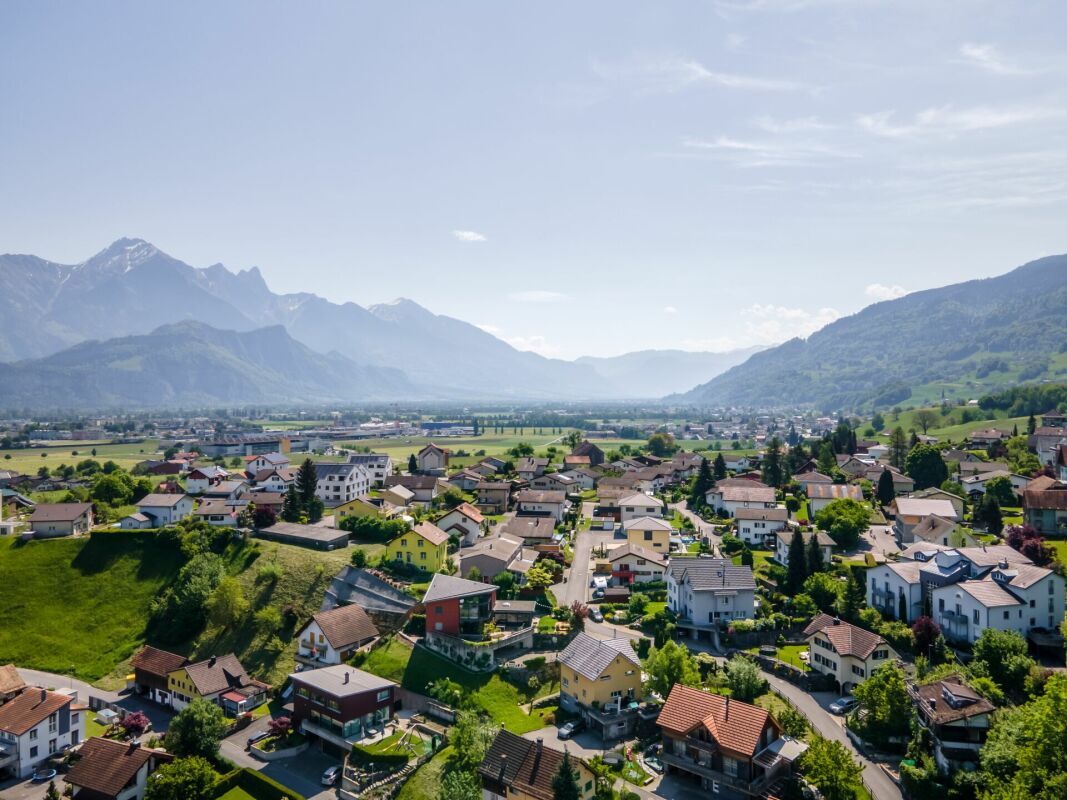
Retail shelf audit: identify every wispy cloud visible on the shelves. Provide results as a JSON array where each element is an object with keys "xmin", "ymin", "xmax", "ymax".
[
  {"xmin": 476, "ymin": 323, "xmax": 501, "ymax": 335},
  {"xmin": 682, "ymin": 303, "xmax": 840, "ymax": 351},
  {"xmin": 504, "ymin": 334, "xmax": 562, "ymax": 358},
  {"xmin": 664, "ymin": 306, "xmax": 678, "ymax": 314},
  {"xmin": 592, "ymin": 55, "xmax": 809, "ymax": 93},
  {"xmin": 452, "ymin": 229, "xmax": 487, "ymax": 242},
  {"xmin": 752, "ymin": 115, "xmax": 834, "ymax": 133},
  {"xmin": 680, "ymin": 135, "xmax": 857, "ymax": 167},
  {"xmin": 724, "ymin": 33, "xmax": 747, "ymax": 52},
  {"xmin": 956, "ymin": 43, "xmax": 1031, "ymax": 76},
  {"xmin": 856, "ymin": 105, "xmax": 1060, "ymax": 139},
  {"xmin": 865, "ymin": 283, "xmax": 909, "ymax": 301},
  {"xmin": 508, "ymin": 290, "xmax": 571, "ymax": 303}
]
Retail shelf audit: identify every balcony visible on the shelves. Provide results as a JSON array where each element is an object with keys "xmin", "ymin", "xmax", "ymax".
[
  {"xmin": 0, "ymin": 744, "xmax": 16, "ymax": 770},
  {"xmin": 660, "ymin": 750, "xmax": 765, "ymax": 793}
]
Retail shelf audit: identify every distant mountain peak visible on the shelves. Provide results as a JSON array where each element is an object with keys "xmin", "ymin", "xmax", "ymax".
[{"xmin": 80, "ymin": 237, "xmax": 160, "ymax": 275}]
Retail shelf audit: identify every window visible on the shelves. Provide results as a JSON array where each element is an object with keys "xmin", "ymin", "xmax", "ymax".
[
  {"xmin": 30, "ymin": 746, "xmax": 38, "ymax": 759},
  {"xmin": 973, "ymin": 609, "xmax": 980, "ymax": 624},
  {"xmin": 377, "ymin": 689, "xmax": 390, "ymax": 702},
  {"xmin": 1003, "ymin": 610, "xmax": 1010, "ymax": 620},
  {"xmin": 29, "ymin": 729, "xmax": 38, "ymax": 741},
  {"xmin": 435, "ymin": 605, "xmax": 443, "ymax": 615}
]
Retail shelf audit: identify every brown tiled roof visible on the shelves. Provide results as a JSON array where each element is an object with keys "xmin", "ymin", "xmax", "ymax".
[
  {"xmin": 0, "ymin": 664, "xmax": 26, "ymax": 695},
  {"xmin": 657, "ymin": 684, "xmax": 774, "ymax": 758},
  {"xmin": 447, "ymin": 502, "xmax": 484, "ymax": 524},
  {"xmin": 515, "ymin": 489, "xmax": 566, "ymax": 504},
  {"xmin": 182, "ymin": 654, "xmax": 251, "ymax": 696},
  {"xmin": 29, "ymin": 502, "xmax": 92, "ymax": 522},
  {"xmin": 65, "ymin": 737, "xmax": 173, "ymax": 797},
  {"xmin": 478, "ymin": 729, "xmax": 586, "ymax": 800},
  {"xmin": 0, "ymin": 688, "xmax": 72, "ymax": 735},
  {"xmin": 130, "ymin": 646, "xmax": 188, "ymax": 679},
  {"xmin": 1025, "ymin": 486, "xmax": 1067, "ymax": 510},
  {"xmin": 412, "ymin": 521, "xmax": 449, "ymax": 546},
  {"xmin": 803, "ymin": 614, "xmax": 886, "ymax": 659},
  {"xmin": 309, "ymin": 605, "xmax": 379, "ymax": 650},
  {"xmin": 913, "ymin": 679, "xmax": 994, "ymax": 725}
]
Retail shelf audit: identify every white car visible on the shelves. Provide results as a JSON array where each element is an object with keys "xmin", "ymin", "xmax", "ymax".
[{"xmin": 321, "ymin": 765, "xmax": 341, "ymax": 786}]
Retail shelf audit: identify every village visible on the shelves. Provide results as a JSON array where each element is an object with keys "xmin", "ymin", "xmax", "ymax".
[{"xmin": 1, "ymin": 398, "xmax": 1066, "ymax": 800}]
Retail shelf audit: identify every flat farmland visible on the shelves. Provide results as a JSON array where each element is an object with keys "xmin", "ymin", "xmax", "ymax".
[{"xmin": 0, "ymin": 439, "xmax": 163, "ymax": 474}]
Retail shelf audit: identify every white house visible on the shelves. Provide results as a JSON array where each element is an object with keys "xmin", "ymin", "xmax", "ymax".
[
  {"xmin": 0, "ymin": 687, "xmax": 84, "ymax": 779},
  {"xmin": 960, "ymin": 470, "xmax": 1028, "ymax": 499},
  {"xmin": 706, "ymin": 484, "xmax": 776, "ymax": 517},
  {"xmin": 245, "ymin": 452, "xmax": 290, "ymax": 474},
  {"xmin": 806, "ymin": 483, "xmax": 864, "ymax": 515},
  {"xmin": 607, "ymin": 543, "xmax": 667, "ymax": 586},
  {"xmin": 666, "ymin": 558, "xmax": 756, "ymax": 629},
  {"xmin": 123, "ymin": 494, "xmax": 193, "ymax": 528},
  {"xmin": 723, "ymin": 455, "xmax": 751, "ymax": 472},
  {"xmin": 417, "ymin": 443, "xmax": 450, "ymax": 475},
  {"xmin": 735, "ymin": 508, "xmax": 790, "ymax": 546},
  {"xmin": 435, "ymin": 503, "xmax": 485, "ymax": 546},
  {"xmin": 346, "ymin": 453, "xmax": 392, "ymax": 487},
  {"xmin": 892, "ymin": 497, "xmax": 961, "ymax": 544},
  {"xmin": 560, "ymin": 469, "xmax": 598, "ymax": 491},
  {"xmin": 295, "ymin": 604, "xmax": 380, "ymax": 668},
  {"xmin": 774, "ymin": 529, "xmax": 834, "ymax": 568},
  {"xmin": 618, "ymin": 493, "xmax": 665, "ymax": 522},
  {"xmin": 803, "ymin": 614, "xmax": 897, "ymax": 692},
  {"xmin": 184, "ymin": 465, "xmax": 229, "ymax": 494},
  {"xmin": 315, "ymin": 463, "xmax": 371, "ymax": 507},
  {"xmin": 514, "ymin": 490, "xmax": 569, "ymax": 522},
  {"xmin": 250, "ymin": 467, "xmax": 297, "ymax": 494}
]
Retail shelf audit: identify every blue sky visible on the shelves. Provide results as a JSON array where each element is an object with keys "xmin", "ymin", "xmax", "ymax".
[{"xmin": 1, "ymin": 1, "xmax": 1065, "ymax": 359}]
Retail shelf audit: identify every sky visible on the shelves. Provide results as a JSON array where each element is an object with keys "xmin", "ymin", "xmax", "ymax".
[{"xmin": 1, "ymin": 1, "xmax": 1065, "ymax": 360}]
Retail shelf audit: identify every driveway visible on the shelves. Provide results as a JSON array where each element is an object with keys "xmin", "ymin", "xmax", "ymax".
[
  {"xmin": 851, "ymin": 524, "xmax": 900, "ymax": 563},
  {"xmin": 0, "ymin": 776, "xmax": 54, "ymax": 800},
  {"xmin": 16, "ymin": 669, "xmax": 173, "ymax": 734},
  {"xmin": 669, "ymin": 503, "xmax": 722, "ymax": 553},
  {"xmin": 522, "ymin": 726, "xmax": 608, "ymax": 761},
  {"xmin": 219, "ymin": 719, "xmax": 338, "ymax": 800}
]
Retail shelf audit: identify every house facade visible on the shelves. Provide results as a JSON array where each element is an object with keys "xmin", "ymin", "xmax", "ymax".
[
  {"xmin": 417, "ymin": 443, "xmax": 450, "ymax": 475},
  {"xmin": 296, "ymin": 604, "xmax": 380, "ymax": 668},
  {"xmin": 28, "ymin": 503, "xmax": 93, "ymax": 537},
  {"xmin": 667, "ymin": 558, "xmax": 756, "ymax": 631},
  {"xmin": 166, "ymin": 654, "xmax": 268, "ymax": 715},
  {"xmin": 514, "ymin": 490, "xmax": 568, "ymax": 522},
  {"xmin": 435, "ymin": 503, "xmax": 485, "ymax": 546},
  {"xmin": 0, "ymin": 687, "xmax": 84, "ymax": 779},
  {"xmin": 624, "ymin": 516, "xmax": 673, "ymax": 553},
  {"xmin": 315, "ymin": 463, "xmax": 371, "ymax": 507},
  {"xmin": 64, "ymin": 737, "xmax": 173, "ymax": 800},
  {"xmin": 736, "ymin": 508, "xmax": 790, "ymax": 547},
  {"xmin": 910, "ymin": 678, "xmax": 993, "ymax": 774},
  {"xmin": 558, "ymin": 634, "xmax": 644, "ymax": 741},
  {"xmin": 385, "ymin": 522, "xmax": 449, "ymax": 572},
  {"xmin": 803, "ymin": 614, "xmax": 896, "ymax": 692},
  {"xmin": 291, "ymin": 665, "xmax": 396, "ymax": 755},
  {"xmin": 618, "ymin": 493, "xmax": 665, "ymax": 522},
  {"xmin": 607, "ymin": 543, "xmax": 666, "ymax": 585}
]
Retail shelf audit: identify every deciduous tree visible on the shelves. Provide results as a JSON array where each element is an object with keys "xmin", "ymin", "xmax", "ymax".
[
  {"xmin": 144, "ymin": 757, "xmax": 217, "ymax": 800},
  {"xmin": 645, "ymin": 640, "xmax": 701, "ymax": 697},
  {"xmin": 164, "ymin": 699, "xmax": 227, "ymax": 760}
]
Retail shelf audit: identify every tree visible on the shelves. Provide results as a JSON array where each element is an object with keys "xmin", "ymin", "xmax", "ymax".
[
  {"xmin": 647, "ymin": 432, "xmax": 678, "ymax": 457},
  {"xmin": 713, "ymin": 453, "xmax": 727, "ymax": 480},
  {"xmin": 803, "ymin": 573, "xmax": 844, "ymax": 613},
  {"xmin": 871, "ymin": 412, "xmax": 885, "ymax": 432},
  {"xmin": 451, "ymin": 710, "xmax": 496, "ymax": 770},
  {"xmin": 889, "ymin": 427, "xmax": 909, "ymax": 470},
  {"xmin": 836, "ymin": 569, "xmax": 865, "ymax": 622},
  {"xmin": 876, "ymin": 468, "xmax": 896, "ymax": 506},
  {"xmin": 491, "ymin": 570, "xmax": 516, "ymax": 599},
  {"xmin": 817, "ymin": 442, "xmax": 837, "ymax": 474},
  {"xmin": 165, "ymin": 698, "xmax": 228, "ymax": 759},
  {"xmin": 92, "ymin": 472, "xmax": 133, "ymax": 505},
  {"xmin": 437, "ymin": 769, "xmax": 481, "ymax": 800},
  {"xmin": 524, "ymin": 562, "xmax": 556, "ymax": 590},
  {"xmin": 351, "ymin": 548, "xmax": 367, "ymax": 568},
  {"xmin": 971, "ymin": 628, "xmax": 1035, "ymax": 694},
  {"xmin": 281, "ymin": 485, "xmax": 301, "ymax": 522},
  {"xmin": 852, "ymin": 663, "xmax": 912, "ymax": 746},
  {"xmin": 689, "ymin": 458, "xmax": 714, "ymax": 508},
  {"xmin": 120, "ymin": 710, "xmax": 151, "ymax": 737},
  {"xmin": 975, "ymin": 494, "xmax": 1004, "ymax": 536},
  {"xmin": 799, "ymin": 736, "xmax": 865, "ymax": 800},
  {"xmin": 552, "ymin": 751, "xmax": 582, "ymax": 800},
  {"xmin": 814, "ymin": 498, "xmax": 869, "ymax": 548},
  {"xmin": 978, "ymin": 672, "xmax": 1067, "ymax": 798},
  {"xmin": 206, "ymin": 576, "xmax": 249, "ymax": 627},
  {"xmin": 806, "ymin": 534, "xmax": 825, "ymax": 575},
  {"xmin": 645, "ymin": 639, "xmax": 701, "ymax": 697},
  {"xmin": 762, "ymin": 437, "xmax": 784, "ymax": 488},
  {"xmin": 786, "ymin": 531, "xmax": 808, "ymax": 593},
  {"xmin": 725, "ymin": 655, "xmax": 767, "ymax": 703},
  {"xmin": 911, "ymin": 616, "xmax": 940, "ymax": 655},
  {"xmin": 267, "ymin": 716, "xmax": 293, "ymax": 738},
  {"xmin": 1027, "ymin": 412, "xmax": 1037, "ymax": 435},
  {"xmin": 984, "ymin": 475, "xmax": 1017, "ymax": 506},
  {"xmin": 905, "ymin": 444, "xmax": 948, "ymax": 490},
  {"xmin": 252, "ymin": 505, "xmax": 276, "ymax": 529},
  {"xmin": 44, "ymin": 782, "xmax": 60, "ymax": 800},
  {"xmin": 914, "ymin": 409, "xmax": 939, "ymax": 435},
  {"xmin": 144, "ymin": 756, "xmax": 217, "ymax": 800},
  {"xmin": 407, "ymin": 453, "xmax": 418, "ymax": 474}
]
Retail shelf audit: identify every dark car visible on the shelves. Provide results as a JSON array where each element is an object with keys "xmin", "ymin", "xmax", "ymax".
[
  {"xmin": 246, "ymin": 730, "xmax": 271, "ymax": 749},
  {"xmin": 558, "ymin": 720, "xmax": 584, "ymax": 740}
]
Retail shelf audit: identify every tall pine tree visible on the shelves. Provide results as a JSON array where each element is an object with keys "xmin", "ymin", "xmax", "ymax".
[
  {"xmin": 407, "ymin": 453, "xmax": 418, "ymax": 474},
  {"xmin": 762, "ymin": 437, "xmax": 783, "ymax": 488},
  {"xmin": 889, "ymin": 427, "xmax": 909, "ymax": 470},
  {"xmin": 281, "ymin": 485, "xmax": 301, "ymax": 522},
  {"xmin": 876, "ymin": 468, "xmax": 896, "ymax": 506},
  {"xmin": 713, "ymin": 453, "xmax": 727, "ymax": 480},
  {"xmin": 806, "ymin": 533, "xmax": 824, "ymax": 575},
  {"xmin": 787, "ymin": 530, "xmax": 808, "ymax": 594},
  {"xmin": 552, "ymin": 751, "xmax": 581, "ymax": 800},
  {"xmin": 689, "ymin": 458, "xmax": 714, "ymax": 508}
]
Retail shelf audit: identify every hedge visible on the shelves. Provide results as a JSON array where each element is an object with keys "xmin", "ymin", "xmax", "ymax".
[{"xmin": 213, "ymin": 767, "xmax": 304, "ymax": 800}]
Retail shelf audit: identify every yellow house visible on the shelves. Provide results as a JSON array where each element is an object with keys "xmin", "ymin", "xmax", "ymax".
[
  {"xmin": 558, "ymin": 633, "xmax": 643, "ymax": 740},
  {"xmin": 386, "ymin": 521, "xmax": 449, "ymax": 572},
  {"xmin": 623, "ymin": 516, "xmax": 673, "ymax": 553},
  {"xmin": 166, "ymin": 653, "xmax": 267, "ymax": 714},
  {"xmin": 331, "ymin": 496, "xmax": 382, "ymax": 525}
]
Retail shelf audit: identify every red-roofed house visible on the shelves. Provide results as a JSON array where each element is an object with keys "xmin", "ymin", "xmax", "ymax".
[{"xmin": 658, "ymin": 684, "xmax": 805, "ymax": 795}]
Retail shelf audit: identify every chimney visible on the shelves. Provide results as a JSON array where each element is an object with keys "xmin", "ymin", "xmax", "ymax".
[
  {"xmin": 927, "ymin": 698, "xmax": 936, "ymax": 710},
  {"xmin": 129, "ymin": 739, "xmax": 142, "ymax": 751},
  {"xmin": 40, "ymin": 688, "xmax": 47, "ymax": 703},
  {"xmin": 724, "ymin": 697, "xmax": 729, "ymax": 720},
  {"xmin": 832, "ymin": 617, "xmax": 841, "ymax": 626},
  {"xmin": 344, "ymin": 671, "xmax": 350, "ymax": 684},
  {"xmin": 209, "ymin": 656, "xmax": 217, "ymax": 667},
  {"xmin": 498, "ymin": 753, "xmax": 508, "ymax": 781}
]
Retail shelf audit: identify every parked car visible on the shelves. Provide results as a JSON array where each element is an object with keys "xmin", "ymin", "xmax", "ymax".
[
  {"xmin": 589, "ymin": 608, "xmax": 604, "ymax": 623},
  {"xmin": 558, "ymin": 720, "xmax": 584, "ymax": 740},
  {"xmin": 644, "ymin": 755, "xmax": 664, "ymax": 774},
  {"xmin": 829, "ymin": 696, "xmax": 858, "ymax": 715},
  {"xmin": 246, "ymin": 730, "xmax": 271, "ymax": 749},
  {"xmin": 322, "ymin": 765, "xmax": 342, "ymax": 786}
]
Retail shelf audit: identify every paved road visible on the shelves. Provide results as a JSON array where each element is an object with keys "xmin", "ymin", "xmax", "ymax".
[
  {"xmin": 669, "ymin": 503, "xmax": 722, "ymax": 554},
  {"xmin": 219, "ymin": 715, "xmax": 336, "ymax": 800},
  {"xmin": 16, "ymin": 668, "xmax": 172, "ymax": 733}
]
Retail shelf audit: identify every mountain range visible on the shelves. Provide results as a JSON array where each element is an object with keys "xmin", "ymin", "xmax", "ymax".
[
  {"xmin": 675, "ymin": 254, "xmax": 1067, "ymax": 411},
  {"xmin": 0, "ymin": 239, "xmax": 755, "ymax": 406}
]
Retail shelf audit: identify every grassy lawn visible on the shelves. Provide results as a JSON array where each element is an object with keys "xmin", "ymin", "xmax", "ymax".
[
  {"xmin": 397, "ymin": 746, "xmax": 453, "ymax": 800},
  {"xmin": 0, "ymin": 439, "xmax": 163, "ymax": 474},
  {"xmin": 1046, "ymin": 539, "xmax": 1067, "ymax": 564},
  {"xmin": 0, "ymin": 533, "xmax": 183, "ymax": 681},
  {"xmin": 363, "ymin": 638, "xmax": 553, "ymax": 733},
  {"xmin": 755, "ymin": 692, "xmax": 800, "ymax": 730},
  {"xmin": 216, "ymin": 788, "xmax": 257, "ymax": 800},
  {"xmin": 645, "ymin": 601, "xmax": 666, "ymax": 616},
  {"xmin": 333, "ymin": 433, "xmax": 567, "ymax": 469},
  {"xmin": 747, "ymin": 645, "xmax": 809, "ymax": 672}
]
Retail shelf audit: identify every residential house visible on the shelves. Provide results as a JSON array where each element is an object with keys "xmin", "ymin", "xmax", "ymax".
[
  {"xmin": 422, "ymin": 573, "xmax": 496, "ymax": 636},
  {"xmin": 64, "ymin": 737, "xmax": 173, "ymax": 800},
  {"xmin": 514, "ymin": 489, "xmax": 568, "ymax": 522},
  {"xmin": 723, "ymin": 455, "xmax": 752, "ymax": 472},
  {"xmin": 960, "ymin": 470, "xmax": 1027, "ymax": 500},
  {"xmin": 891, "ymin": 497, "xmax": 960, "ymax": 543},
  {"xmin": 910, "ymin": 678, "xmax": 994, "ymax": 773},
  {"xmin": 0, "ymin": 687, "xmax": 84, "ymax": 779},
  {"xmin": 200, "ymin": 480, "xmax": 249, "ymax": 502},
  {"xmin": 435, "ymin": 502, "xmax": 485, "ymax": 546},
  {"xmin": 558, "ymin": 633, "xmax": 644, "ymax": 740},
  {"xmin": 706, "ymin": 484, "xmax": 776, "ymax": 517},
  {"xmin": 658, "ymin": 684, "xmax": 804, "ymax": 797},
  {"xmin": 121, "ymin": 494, "xmax": 192, "ymax": 528},
  {"xmin": 1055, "ymin": 445, "xmax": 1067, "ymax": 482},
  {"xmin": 598, "ymin": 475, "xmax": 642, "ymax": 494},
  {"xmin": 667, "ymin": 558, "xmax": 757, "ymax": 633},
  {"xmin": 380, "ymin": 484, "xmax": 415, "ymax": 509},
  {"xmin": 1031, "ymin": 426, "xmax": 1067, "ymax": 465},
  {"xmin": 330, "ymin": 496, "xmax": 383, "ymax": 526},
  {"xmin": 773, "ymin": 530, "xmax": 834, "ymax": 568},
  {"xmin": 955, "ymin": 461, "xmax": 1011, "ymax": 481},
  {"xmin": 475, "ymin": 481, "xmax": 512, "ymax": 514},
  {"xmin": 0, "ymin": 666, "xmax": 26, "ymax": 704},
  {"xmin": 1023, "ymin": 479, "xmax": 1067, "ymax": 535},
  {"xmin": 184, "ymin": 465, "xmax": 229, "ymax": 494},
  {"xmin": 806, "ymin": 483, "xmax": 864, "ymax": 515},
  {"xmin": 166, "ymin": 654, "xmax": 268, "ymax": 715},
  {"xmin": 291, "ymin": 665, "xmax": 396, "ymax": 755},
  {"xmin": 295, "ymin": 605, "xmax": 380, "ymax": 668},
  {"xmin": 28, "ymin": 503, "xmax": 93, "ymax": 537},
  {"xmin": 862, "ymin": 468, "xmax": 915, "ymax": 496},
  {"xmin": 447, "ymin": 469, "xmax": 486, "ymax": 492},
  {"xmin": 501, "ymin": 516, "xmax": 557, "ymax": 548},
  {"xmin": 386, "ymin": 522, "xmax": 449, "ymax": 572},
  {"xmin": 384, "ymin": 475, "xmax": 441, "ymax": 504},
  {"xmin": 623, "ymin": 516, "xmax": 673, "ymax": 553},
  {"xmin": 793, "ymin": 472, "xmax": 832, "ymax": 493},
  {"xmin": 803, "ymin": 614, "xmax": 897, "ymax": 692},
  {"xmin": 618, "ymin": 493, "xmax": 665, "ymax": 522},
  {"xmin": 130, "ymin": 647, "xmax": 189, "ymax": 707},
  {"xmin": 417, "ymin": 443, "xmax": 450, "ymax": 475},
  {"xmin": 910, "ymin": 515, "xmax": 976, "ymax": 548},
  {"xmin": 607, "ymin": 543, "xmax": 667, "ymax": 586},
  {"xmin": 837, "ymin": 456, "xmax": 874, "ymax": 478},
  {"xmin": 969, "ymin": 429, "xmax": 1009, "ymax": 449},
  {"xmin": 528, "ymin": 472, "xmax": 576, "ymax": 493},
  {"xmin": 571, "ymin": 441, "xmax": 605, "ymax": 467},
  {"xmin": 191, "ymin": 498, "xmax": 244, "ymax": 528},
  {"xmin": 560, "ymin": 467, "xmax": 598, "ymax": 491},
  {"xmin": 735, "ymin": 508, "xmax": 790, "ymax": 547},
  {"xmin": 458, "ymin": 535, "xmax": 534, "ymax": 582},
  {"xmin": 911, "ymin": 487, "xmax": 966, "ymax": 519},
  {"xmin": 516, "ymin": 457, "xmax": 550, "ymax": 480},
  {"xmin": 346, "ymin": 453, "xmax": 392, "ymax": 487},
  {"xmin": 562, "ymin": 454, "xmax": 592, "ymax": 471},
  {"xmin": 244, "ymin": 452, "xmax": 290, "ymax": 474},
  {"xmin": 479, "ymin": 729, "xmax": 596, "ymax": 800},
  {"xmin": 249, "ymin": 466, "xmax": 297, "ymax": 494},
  {"xmin": 315, "ymin": 463, "xmax": 371, "ymax": 508}
]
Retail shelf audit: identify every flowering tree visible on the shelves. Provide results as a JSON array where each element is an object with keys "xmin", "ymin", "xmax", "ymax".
[
  {"xmin": 120, "ymin": 710, "xmax": 150, "ymax": 737},
  {"xmin": 267, "ymin": 716, "xmax": 292, "ymax": 738}
]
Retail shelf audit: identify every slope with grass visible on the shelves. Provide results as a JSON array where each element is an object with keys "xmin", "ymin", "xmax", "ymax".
[{"xmin": 0, "ymin": 533, "xmax": 184, "ymax": 681}]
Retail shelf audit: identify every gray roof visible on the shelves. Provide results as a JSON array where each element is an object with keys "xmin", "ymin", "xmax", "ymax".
[
  {"xmin": 559, "ymin": 632, "xmax": 640, "ymax": 681},
  {"xmin": 289, "ymin": 664, "xmax": 395, "ymax": 697},
  {"xmin": 322, "ymin": 566, "xmax": 416, "ymax": 615},
  {"xmin": 667, "ymin": 557, "xmax": 757, "ymax": 592},
  {"xmin": 138, "ymin": 493, "xmax": 189, "ymax": 508},
  {"xmin": 315, "ymin": 462, "xmax": 364, "ymax": 478},
  {"xmin": 422, "ymin": 573, "xmax": 496, "ymax": 604}
]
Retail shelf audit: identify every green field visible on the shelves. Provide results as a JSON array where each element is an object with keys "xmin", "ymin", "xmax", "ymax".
[
  {"xmin": 878, "ymin": 409, "xmax": 1028, "ymax": 443},
  {"xmin": 397, "ymin": 746, "xmax": 454, "ymax": 800},
  {"xmin": 0, "ymin": 533, "xmax": 183, "ymax": 681},
  {"xmin": 216, "ymin": 788, "xmax": 256, "ymax": 800},
  {"xmin": 0, "ymin": 439, "xmax": 164, "ymax": 475},
  {"xmin": 363, "ymin": 637, "xmax": 553, "ymax": 733}
]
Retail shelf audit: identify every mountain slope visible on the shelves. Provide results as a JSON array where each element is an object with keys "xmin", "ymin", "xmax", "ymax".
[
  {"xmin": 576, "ymin": 346, "xmax": 765, "ymax": 397},
  {"xmin": 0, "ymin": 321, "xmax": 414, "ymax": 409},
  {"xmin": 675, "ymin": 255, "xmax": 1067, "ymax": 411}
]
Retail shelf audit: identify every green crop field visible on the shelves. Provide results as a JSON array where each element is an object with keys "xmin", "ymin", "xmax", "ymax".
[{"xmin": 0, "ymin": 439, "xmax": 164, "ymax": 474}]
